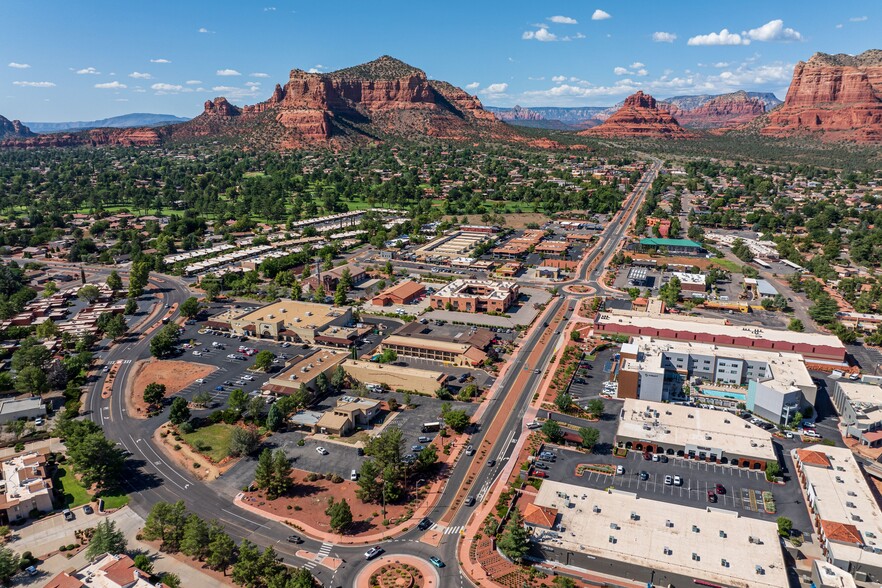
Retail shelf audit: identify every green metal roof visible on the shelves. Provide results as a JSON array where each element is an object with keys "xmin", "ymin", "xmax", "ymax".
[{"xmin": 639, "ymin": 238, "xmax": 702, "ymax": 248}]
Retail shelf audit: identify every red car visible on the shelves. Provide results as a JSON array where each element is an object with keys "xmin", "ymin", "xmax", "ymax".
[
  {"xmin": 707, "ymin": 490, "xmax": 717, "ymax": 503},
  {"xmin": 642, "ymin": 452, "xmax": 652, "ymax": 461},
  {"xmin": 715, "ymin": 483, "xmax": 726, "ymax": 495},
  {"xmin": 533, "ymin": 470, "xmax": 548, "ymax": 479}
]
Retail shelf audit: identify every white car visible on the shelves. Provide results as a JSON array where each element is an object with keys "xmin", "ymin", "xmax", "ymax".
[
  {"xmin": 316, "ymin": 447, "xmax": 329, "ymax": 455},
  {"xmin": 241, "ymin": 375, "xmax": 255, "ymax": 381},
  {"xmin": 192, "ymin": 351, "xmax": 202, "ymax": 356},
  {"xmin": 673, "ymin": 476, "xmax": 682, "ymax": 486},
  {"xmin": 616, "ymin": 465, "xmax": 624, "ymax": 475},
  {"xmin": 195, "ymin": 378, "xmax": 205, "ymax": 384},
  {"xmin": 526, "ymin": 421, "xmax": 541, "ymax": 429}
]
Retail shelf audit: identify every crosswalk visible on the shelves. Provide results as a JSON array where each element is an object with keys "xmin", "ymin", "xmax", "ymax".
[
  {"xmin": 303, "ymin": 542, "xmax": 333, "ymax": 570},
  {"xmin": 435, "ymin": 524, "xmax": 465, "ymax": 535}
]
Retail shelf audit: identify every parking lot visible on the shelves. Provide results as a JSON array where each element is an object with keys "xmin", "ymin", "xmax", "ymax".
[
  {"xmin": 565, "ymin": 347, "xmax": 618, "ymax": 404},
  {"xmin": 534, "ymin": 446, "xmax": 811, "ymax": 530}
]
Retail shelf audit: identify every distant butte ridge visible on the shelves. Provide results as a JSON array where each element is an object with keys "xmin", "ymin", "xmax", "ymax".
[
  {"xmin": 579, "ymin": 91, "xmax": 690, "ymax": 138},
  {"xmin": 758, "ymin": 49, "xmax": 882, "ymax": 142},
  {"xmin": 2, "ymin": 56, "xmax": 508, "ymax": 150},
  {"xmin": 0, "ymin": 115, "xmax": 35, "ymax": 140}
]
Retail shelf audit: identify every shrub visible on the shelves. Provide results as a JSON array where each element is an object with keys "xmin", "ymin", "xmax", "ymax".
[
  {"xmin": 14, "ymin": 443, "xmax": 24, "ymax": 452},
  {"xmin": 193, "ymin": 463, "xmax": 200, "ymax": 469},
  {"xmin": 173, "ymin": 444, "xmax": 181, "ymax": 451},
  {"xmin": 178, "ymin": 421, "xmax": 195, "ymax": 434},
  {"xmin": 59, "ymin": 545, "xmax": 68, "ymax": 552}
]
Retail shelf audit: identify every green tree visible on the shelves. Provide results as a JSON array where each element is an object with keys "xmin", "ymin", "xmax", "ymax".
[
  {"xmin": 124, "ymin": 297, "xmax": 138, "ymax": 315},
  {"xmin": 765, "ymin": 460, "xmax": 781, "ymax": 482},
  {"xmin": 659, "ymin": 275, "xmax": 681, "ymax": 307},
  {"xmin": 378, "ymin": 348, "xmax": 398, "ymax": 364},
  {"xmin": 85, "ymin": 518, "xmax": 128, "ymax": 559},
  {"xmin": 35, "ymin": 319, "xmax": 60, "ymax": 339},
  {"xmin": 229, "ymin": 425, "xmax": 261, "ymax": 457},
  {"xmin": 266, "ymin": 403, "xmax": 284, "ymax": 432},
  {"xmin": 106, "ymin": 270, "xmax": 123, "ymax": 292},
  {"xmin": 143, "ymin": 382, "xmax": 166, "ymax": 407},
  {"xmin": 356, "ymin": 459, "xmax": 382, "ymax": 503},
  {"xmin": 77, "ymin": 284, "xmax": 101, "ymax": 303},
  {"xmin": 0, "ymin": 547, "xmax": 19, "ymax": 585},
  {"xmin": 102, "ymin": 313, "xmax": 128, "ymax": 339},
  {"xmin": 552, "ymin": 577, "xmax": 577, "ymax": 588},
  {"xmin": 441, "ymin": 408, "xmax": 469, "ymax": 432},
  {"xmin": 169, "ymin": 397, "xmax": 190, "ymax": 425},
  {"xmin": 193, "ymin": 391, "xmax": 212, "ymax": 407},
  {"xmin": 129, "ymin": 261, "xmax": 150, "ymax": 298},
  {"xmin": 365, "ymin": 426, "xmax": 404, "ymax": 467},
  {"xmin": 808, "ymin": 293, "xmax": 839, "ymax": 325},
  {"xmin": 229, "ymin": 388, "xmax": 249, "ymax": 415},
  {"xmin": 232, "ymin": 540, "xmax": 262, "ymax": 587},
  {"xmin": 150, "ymin": 323, "xmax": 180, "ymax": 359},
  {"xmin": 541, "ymin": 419, "xmax": 563, "ymax": 443},
  {"xmin": 586, "ymin": 398, "xmax": 604, "ymax": 419},
  {"xmin": 142, "ymin": 501, "xmax": 187, "ymax": 552},
  {"xmin": 66, "ymin": 432, "xmax": 125, "ymax": 491},
  {"xmin": 777, "ymin": 516, "xmax": 793, "ymax": 538},
  {"xmin": 554, "ymin": 392, "xmax": 572, "ymax": 413},
  {"xmin": 285, "ymin": 568, "xmax": 317, "ymax": 588},
  {"xmin": 270, "ymin": 449, "xmax": 292, "ymax": 497},
  {"xmin": 42, "ymin": 281, "xmax": 58, "ymax": 297},
  {"xmin": 497, "ymin": 508, "xmax": 530, "ymax": 561},
  {"xmin": 160, "ymin": 573, "xmax": 182, "ymax": 588},
  {"xmin": 254, "ymin": 448, "xmax": 274, "ymax": 490},
  {"xmin": 180, "ymin": 514, "xmax": 211, "ymax": 560},
  {"xmin": 180, "ymin": 297, "xmax": 200, "ymax": 319},
  {"xmin": 253, "ymin": 350, "xmax": 275, "ymax": 371},
  {"xmin": 312, "ymin": 284, "xmax": 326, "ymax": 303},
  {"xmin": 330, "ymin": 365, "xmax": 346, "ymax": 390},
  {"xmin": 578, "ymin": 426, "xmax": 600, "ymax": 450},
  {"xmin": 417, "ymin": 444, "xmax": 438, "ymax": 469},
  {"xmin": 14, "ymin": 366, "xmax": 48, "ymax": 395},
  {"xmin": 787, "ymin": 318, "xmax": 804, "ymax": 332},
  {"xmin": 334, "ymin": 281, "xmax": 347, "ymax": 306},
  {"xmin": 325, "ymin": 497, "xmax": 353, "ymax": 533},
  {"xmin": 133, "ymin": 554, "xmax": 153, "ymax": 575},
  {"xmin": 206, "ymin": 526, "xmax": 236, "ymax": 574}
]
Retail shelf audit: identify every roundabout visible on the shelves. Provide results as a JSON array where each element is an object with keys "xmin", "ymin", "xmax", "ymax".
[{"xmin": 355, "ymin": 554, "xmax": 441, "ymax": 588}]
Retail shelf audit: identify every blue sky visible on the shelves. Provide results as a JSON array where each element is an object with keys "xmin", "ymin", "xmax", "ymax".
[{"xmin": 3, "ymin": 0, "xmax": 879, "ymax": 120}]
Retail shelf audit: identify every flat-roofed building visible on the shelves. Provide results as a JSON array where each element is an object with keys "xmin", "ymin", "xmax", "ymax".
[
  {"xmin": 615, "ymin": 398, "xmax": 776, "ymax": 469},
  {"xmin": 429, "ymin": 279, "xmax": 518, "ymax": 314},
  {"xmin": 832, "ymin": 380, "xmax": 882, "ymax": 447},
  {"xmin": 371, "ymin": 280, "xmax": 426, "ymax": 307},
  {"xmin": 637, "ymin": 237, "xmax": 705, "ymax": 256},
  {"xmin": 618, "ymin": 336, "xmax": 817, "ymax": 424},
  {"xmin": 222, "ymin": 300, "xmax": 352, "ymax": 343},
  {"xmin": 0, "ymin": 397, "xmax": 45, "ymax": 424},
  {"xmin": 380, "ymin": 335, "xmax": 486, "ymax": 367},
  {"xmin": 314, "ymin": 396, "xmax": 382, "ymax": 436},
  {"xmin": 793, "ymin": 444, "xmax": 882, "ymax": 583},
  {"xmin": 671, "ymin": 271, "xmax": 707, "ymax": 293},
  {"xmin": 341, "ymin": 359, "xmax": 448, "ymax": 395},
  {"xmin": 263, "ymin": 349, "xmax": 348, "ymax": 398},
  {"xmin": 531, "ymin": 482, "xmax": 788, "ymax": 588},
  {"xmin": 812, "ymin": 560, "xmax": 857, "ymax": 588},
  {"xmin": 414, "ymin": 231, "xmax": 491, "ymax": 259},
  {"xmin": 0, "ymin": 452, "xmax": 54, "ymax": 523},
  {"xmin": 594, "ymin": 311, "xmax": 847, "ymax": 363}
]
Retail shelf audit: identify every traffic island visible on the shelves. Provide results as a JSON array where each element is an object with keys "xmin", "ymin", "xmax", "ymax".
[{"xmin": 354, "ymin": 555, "xmax": 439, "ymax": 588}]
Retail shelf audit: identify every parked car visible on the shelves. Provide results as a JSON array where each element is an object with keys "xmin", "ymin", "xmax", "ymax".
[
  {"xmin": 707, "ymin": 490, "xmax": 717, "ymax": 503},
  {"xmin": 62, "ymin": 509, "xmax": 74, "ymax": 521},
  {"xmin": 465, "ymin": 445, "xmax": 475, "ymax": 456},
  {"xmin": 364, "ymin": 546, "xmax": 384, "ymax": 560},
  {"xmin": 195, "ymin": 378, "xmax": 205, "ymax": 384},
  {"xmin": 658, "ymin": 455, "xmax": 669, "ymax": 463},
  {"xmin": 411, "ymin": 445, "xmax": 424, "ymax": 452},
  {"xmin": 639, "ymin": 471, "xmax": 649, "ymax": 481},
  {"xmin": 34, "ymin": 418, "xmax": 44, "ymax": 426},
  {"xmin": 616, "ymin": 465, "xmax": 624, "ymax": 475},
  {"xmin": 673, "ymin": 475, "xmax": 683, "ymax": 486},
  {"xmin": 715, "ymin": 483, "xmax": 726, "ymax": 495},
  {"xmin": 642, "ymin": 452, "xmax": 652, "ymax": 461},
  {"xmin": 24, "ymin": 566, "xmax": 37, "ymax": 576},
  {"xmin": 664, "ymin": 475, "xmax": 673, "ymax": 486},
  {"xmin": 83, "ymin": 505, "xmax": 94, "ymax": 515},
  {"xmin": 526, "ymin": 421, "xmax": 541, "ymax": 429},
  {"xmin": 532, "ymin": 470, "xmax": 548, "ymax": 479},
  {"xmin": 418, "ymin": 436, "xmax": 431, "ymax": 443},
  {"xmin": 316, "ymin": 447, "xmax": 329, "ymax": 455},
  {"xmin": 533, "ymin": 461, "xmax": 549, "ymax": 470}
]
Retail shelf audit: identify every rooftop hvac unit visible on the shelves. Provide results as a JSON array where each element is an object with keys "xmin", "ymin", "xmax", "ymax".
[
  {"xmin": 609, "ymin": 523, "xmax": 619, "ymax": 530},
  {"xmin": 665, "ymin": 520, "xmax": 673, "ymax": 528},
  {"xmin": 593, "ymin": 506, "xmax": 600, "ymax": 513}
]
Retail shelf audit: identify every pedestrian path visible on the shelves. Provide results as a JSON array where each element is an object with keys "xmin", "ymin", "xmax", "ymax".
[{"xmin": 304, "ymin": 542, "xmax": 333, "ymax": 570}]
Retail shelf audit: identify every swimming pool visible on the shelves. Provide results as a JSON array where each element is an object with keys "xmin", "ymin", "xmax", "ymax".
[{"xmin": 699, "ymin": 388, "xmax": 746, "ymax": 401}]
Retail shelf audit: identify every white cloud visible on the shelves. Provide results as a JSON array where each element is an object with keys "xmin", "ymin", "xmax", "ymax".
[
  {"xmin": 592, "ymin": 9, "xmax": 611, "ymax": 20},
  {"xmin": 94, "ymin": 81, "xmax": 126, "ymax": 89},
  {"xmin": 613, "ymin": 67, "xmax": 629, "ymax": 76},
  {"xmin": 652, "ymin": 31, "xmax": 677, "ymax": 43},
  {"xmin": 150, "ymin": 58, "xmax": 171, "ymax": 63},
  {"xmin": 465, "ymin": 82, "xmax": 480, "ymax": 90},
  {"xmin": 713, "ymin": 62, "xmax": 730, "ymax": 68},
  {"xmin": 245, "ymin": 81, "xmax": 261, "ymax": 88},
  {"xmin": 850, "ymin": 16, "xmax": 868, "ymax": 22},
  {"xmin": 216, "ymin": 69, "xmax": 241, "ymax": 76},
  {"xmin": 250, "ymin": 72, "xmax": 270, "ymax": 78},
  {"xmin": 522, "ymin": 27, "xmax": 557, "ymax": 42},
  {"xmin": 548, "ymin": 15, "xmax": 577, "ymax": 24},
  {"xmin": 76, "ymin": 67, "xmax": 100, "ymax": 75},
  {"xmin": 12, "ymin": 81, "xmax": 55, "ymax": 88},
  {"xmin": 186, "ymin": 80, "xmax": 202, "ymax": 85},
  {"xmin": 198, "ymin": 27, "xmax": 213, "ymax": 33},
  {"xmin": 688, "ymin": 28, "xmax": 750, "ymax": 46},
  {"xmin": 551, "ymin": 75, "xmax": 567, "ymax": 83},
  {"xmin": 264, "ymin": 6, "xmax": 276, "ymax": 11},
  {"xmin": 129, "ymin": 72, "xmax": 152, "ymax": 79},
  {"xmin": 114, "ymin": 98, "xmax": 128, "ymax": 102},
  {"xmin": 744, "ymin": 19, "xmax": 802, "ymax": 42},
  {"xmin": 836, "ymin": 23, "xmax": 844, "ymax": 29},
  {"xmin": 152, "ymin": 83, "xmax": 183, "ymax": 92},
  {"xmin": 482, "ymin": 83, "xmax": 508, "ymax": 94},
  {"xmin": 630, "ymin": 62, "xmax": 645, "ymax": 69},
  {"xmin": 7, "ymin": 62, "xmax": 30, "ymax": 69}
]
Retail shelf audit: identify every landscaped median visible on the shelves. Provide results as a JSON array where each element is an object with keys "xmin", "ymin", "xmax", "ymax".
[{"xmin": 154, "ymin": 421, "xmax": 240, "ymax": 481}]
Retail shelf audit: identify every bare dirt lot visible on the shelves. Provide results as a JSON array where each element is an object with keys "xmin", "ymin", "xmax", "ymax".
[{"xmin": 128, "ymin": 359, "xmax": 216, "ymax": 419}]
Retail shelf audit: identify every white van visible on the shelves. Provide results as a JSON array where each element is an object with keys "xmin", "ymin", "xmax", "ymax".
[{"xmin": 350, "ymin": 469, "xmax": 359, "ymax": 481}]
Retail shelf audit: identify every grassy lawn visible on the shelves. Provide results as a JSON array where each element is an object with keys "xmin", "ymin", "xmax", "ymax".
[
  {"xmin": 181, "ymin": 423, "xmax": 235, "ymax": 463},
  {"xmin": 56, "ymin": 467, "xmax": 92, "ymax": 508},
  {"xmin": 96, "ymin": 490, "xmax": 130, "ymax": 509},
  {"xmin": 708, "ymin": 258, "xmax": 744, "ymax": 273}
]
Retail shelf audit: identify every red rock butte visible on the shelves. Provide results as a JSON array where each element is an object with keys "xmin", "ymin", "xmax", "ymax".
[
  {"xmin": 760, "ymin": 49, "xmax": 882, "ymax": 142},
  {"xmin": 579, "ymin": 91, "xmax": 690, "ymax": 138},
  {"xmin": 665, "ymin": 91, "xmax": 767, "ymax": 129}
]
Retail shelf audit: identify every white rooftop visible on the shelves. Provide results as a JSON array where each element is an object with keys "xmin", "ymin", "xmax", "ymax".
[
  {"xmin": 617, "ymin": 398, "xmax": 777, "ymax": 461},
  {"xmin": 533, "ymin": 482, "xmax": 788, "ymax": 588}
]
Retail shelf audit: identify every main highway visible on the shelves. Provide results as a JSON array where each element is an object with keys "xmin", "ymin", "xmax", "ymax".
[{"xmin": 79, "ymin": 159, "xmax": 659, "ymax": 587}]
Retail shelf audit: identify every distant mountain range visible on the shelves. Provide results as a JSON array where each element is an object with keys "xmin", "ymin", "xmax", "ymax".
[
  {"xmin": 23, "ymin": 113, "xmax": 191, "ymax": 134},
  {"xmin": 489, "ymin": 92, "xmax": 782, "ymax": 130}
]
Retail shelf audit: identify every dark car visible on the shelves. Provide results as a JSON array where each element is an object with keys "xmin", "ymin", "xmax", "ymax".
[
  {"xmin": 639, "ymin": 471, "xmax": 649, "ymax": 481},
  {"xmin": 642, "ymin": 452, "xmax": 652, "ymax": 461},
  {"xmin": 356, "ymin": 447, "xmax": 365, "ymax": 456},
  {"xmin": 411, "ymin": 445, "xmax": 424, "ymax": 452},
  {"xmin": 533, "ymin": 461, "xmax": 549, "ymax": 470},
  {"xmin": 487, "ymin": 459, "xmax": 497, "ymax": 468},
  {"xmin": 658, "ymin": 455, "xmax": 669, "ymax": 463},
  {"xmin": 417, "ymin": 517, "xmax": 433, "ymax": 531},
  {"xmin": 83, "ymin": 505, "xmax": 94, "ymax": 515},
  {"xmin": 715, "ymin": 483, "xmax": 726, "ymax": 495},
  {"xmin": 286, "ymin": 534, "xmax": 303, "ymax": 544},
  {"xmin": 464, "ymin": 495, "xmax": 476, "ymax": 507}
]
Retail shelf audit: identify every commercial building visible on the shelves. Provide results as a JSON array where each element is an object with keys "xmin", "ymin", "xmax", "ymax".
[
  {"xmin": 671, "ymin": 272, "xmax": 706, "ymax": 293},
  {"xmin": 414, "ymin": 230, "xmax": 492, "ymax": 259},
  {"xmin": 0, "ymin": 452, "xmax": 54, "ymax": 524},
  {"xmin": 615, "ymin": 399, "xmax": 776, "ymax": 469},
  {"xmin": 341, "ymin": 359, "xmax": 448, "ymax": 395},
  {"xmin": 429, "ymin": 279, "xmax": 519, "ymax": 314},
  {"xmin": 379, "ymin": 335, "xmax": 487, "ymax": 367},
  {"xmin": 0, "ymin": 397, "xmax": 45, "ymax": 424},
  {"xmin": 263, "ymin": 349, "xmax": 349, "ymax": 397},
  {"xmin": 812, "ymin": 560, "xmax": 857, "ymax": 588},
  {"xmin": 744, "ymin": 277, "xmax": 779, "ymax": 299},
  {"xmin": 594, "ymin": 311, "xmax": 847, "ymax": 363},
  {"xmin": 46, "ymin": 553, "xmax": 166, "ymax": 588},
  {"xmin": 832, "ymin": 380, "xmax": 882, "ymax": 448},
  {"xmin": 530, "ymin": 482, "xmax": 788, "ymax": 588},
  {"xmin": 314, "ymin": 396, "xmax": 382, "ymax": 436},
  {"xmin": 637, "ymin": 237, "xmax": 705, "ymax": 256},
  {"xmin": 371, "ymin": 280, "xmax": 426, "ymax": 306},
  {"xmin": 793, "ymin": 445, "xmax": 882, "ymax": 583},
  {"xmin": 303, "ymin": 263, "xmax": 367, "ymax": 294},
  {"xmin": 618, "ymin": 336, "xmax": 817, "ymax": 424},
  {"xmin": 214, "ymin": 300, "xmax": 352, "ymax": 343}
]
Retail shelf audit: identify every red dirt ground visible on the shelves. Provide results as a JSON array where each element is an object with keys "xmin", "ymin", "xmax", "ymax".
[{"xmin": 128, "ymin": 359, "xmax": 216, "ymax": 419}]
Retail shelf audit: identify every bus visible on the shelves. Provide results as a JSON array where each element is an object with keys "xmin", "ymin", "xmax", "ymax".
[{"xmin": 421, "ymin": 422, "xmax": 441, "ymax": 433}]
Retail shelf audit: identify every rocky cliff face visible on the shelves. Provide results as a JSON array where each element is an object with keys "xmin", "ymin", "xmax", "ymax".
[
  {"xmin": 0, "ymin": 115, "xmax": 35, "ymax": 140},
  {"xmin": 579, "ymin": 91, "xmax": 689, "ymax": 138},
  {"xmin": 667, "ymin": 91, "xmax": 767, "ymax": 128},
  {"xmin": 2, "ymin": 126, "xmax": 160, "ymax": 148},
  {"xmin": 491, "ymin": 105, "xmax": 544, "ymax": 122},
  {"xmin": 761, "ymin": 49, "xmax": 882, "ymax": 142},
  {"xmin": 179, "ymin": 56, "xmax": 508, "ymax": 149}
]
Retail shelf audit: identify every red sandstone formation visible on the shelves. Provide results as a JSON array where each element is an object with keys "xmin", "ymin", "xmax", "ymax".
[
  {"xmin": 667, "ymin": 91, "xmax": 767, "ymax": 128},
  {"xmin": 579, "ymin": 91, "xmax": 689, "ymax": 138},
  {"xmin": 2, "ymin": 127, "xmax": 160, "ymax": 148},
  {"xmin": 760, "ymin": 49, "xmax": 882, "ymax": 142}
]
